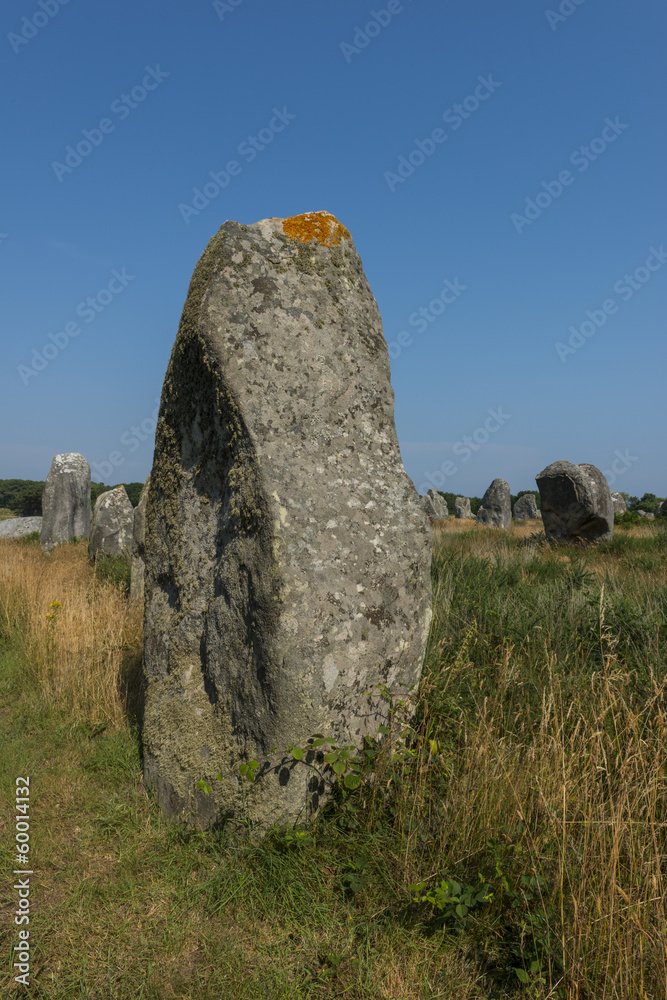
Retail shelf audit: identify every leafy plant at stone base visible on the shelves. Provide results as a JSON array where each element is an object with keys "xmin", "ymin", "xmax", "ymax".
[
  {"xmin": 407, "ymin": 862, "xmax": 564, "ymax": 995},
  {"xmin": 196, "ymin": 683, "xmax": 421, "ymax": 857}
]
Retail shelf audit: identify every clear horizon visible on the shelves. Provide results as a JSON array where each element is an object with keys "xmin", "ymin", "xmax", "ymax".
[{"xmin": 2, "ymin": 0, "xmax": 665, "ymax": 498}]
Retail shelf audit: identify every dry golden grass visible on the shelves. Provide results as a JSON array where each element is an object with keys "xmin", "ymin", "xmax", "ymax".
[
  {"xmin": 0, "ymin": 538, "xmax": 141, "ymax": 730},
  {"xmin": 430, "ymin": 515, "xmax": 543, "ymax": 536},
  {"xmin": 413, "ymin": 667, "xmax": 667, "ymax": 995},
  {"xmin": 431, "ymin": 517, "xmax": 659, "ymax": 540}
]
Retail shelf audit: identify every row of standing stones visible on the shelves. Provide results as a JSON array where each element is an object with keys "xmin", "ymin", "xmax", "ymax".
[
  {"xmin": 421, "ymin": 474, "xmax": 666, "ymax": 538},
  {"xmin": 36, "ymin": 453, "xmax": 149, "ymax": 603},
  {"xmin": 8, "ymin": 213, "xmax": 664, "ymax": 835}
]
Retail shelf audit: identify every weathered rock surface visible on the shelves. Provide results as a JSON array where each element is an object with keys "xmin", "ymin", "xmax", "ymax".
[
  {"xmin": 476, "ymin": 479, "xmax": 511, "ymax": 529},
  {"xmin": 454, "ymin": 496, "xmax": 472, "ymax": 519},
  {"xmin": 130, "ymin": 476, "xmax": 150, "ymax": 602},
  {"xmin": 536, "ymin": 461, "xmax": 613, "ymax": 544},
  {"xmin": 40, "ymin": 453, "xmax": 91, "ymax": 554},
  {"xmin": 88, "ymin": 486, "xmax": 134, "ymax": 559},
  {"xmin": 143, "ymin": 211, "xmax": 433, "ymax": 833},
  {"xmin": 655, "ymin": 501, "xmax": 667, "ymax": 517},
  {"xmin": 637, "ymin": 510, "xmax": 655, "ymax": 519},
  {"xmin": 421, "ymin": 489, "xmax": 448, "ymax": 520},
  {"xmin": 610, "ymin": 492, "xmax": 627, "ymax": 515},
  {"xmin": 0, "ymin": 517, "xmax": 42, "ymax": 539},
  {"xmin": 513, "ymin": 493, "xmax": 539, "ymax": 520}
]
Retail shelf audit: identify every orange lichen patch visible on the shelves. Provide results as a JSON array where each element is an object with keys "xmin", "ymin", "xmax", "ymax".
[{"xmin": 282, "ymin": 211, "xmax": 351, "ymax": 247}]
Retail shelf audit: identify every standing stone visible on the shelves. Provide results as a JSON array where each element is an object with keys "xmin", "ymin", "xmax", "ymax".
[
  {"xmin": 513, "ymin": 494, "xmax": 539, "ymax": 520},
  {"xmin": 88, "ymin": 486, "xmax": 134, "ymax": 559},
  {"xmin": 454, "ymin": 497, "xmax": 472, "ymax": 519},
  {"xmin": 655, "ymin": 500, "xmax": 667, "ymax": 517},
  {"xmin": 142, "ymin": 212, "xmax": 433, "ymax": 833},
  {"xmin": 536, "ymin": 461, "xmax": 613, "ymax": 544},
  {"xmin": 130, "ymin": 476, "xmax": 150, "ymax": 602},
  {"xmin": 476, "ymin": 478, "xmax": 511, "ymax": 529},
  {"xmin": 610, "ymin": 492, "xmax": 627, "ymax": 515},
  {"xmin": 40, "ymin": 453, "xmax": 91, "ymax": 554},
  {"xmin": 637, "ymin": 510, "xmax": 655, "ymax": 519},
  {"xmin": 421, "ymin": 489, "xmax": 448, "ymax": 520}
]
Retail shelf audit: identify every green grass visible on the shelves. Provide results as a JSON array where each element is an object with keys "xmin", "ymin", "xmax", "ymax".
[
  {"xmin": 92, "ymin": 551, "xmax": 132, "ymax": 596},
  {"xmin": 1, "ymin": 523, "xmax": 666, "ymax": 998},
  {"xmin": 12, "ymin": 531, "xmax": 41, "ymax": 545}
]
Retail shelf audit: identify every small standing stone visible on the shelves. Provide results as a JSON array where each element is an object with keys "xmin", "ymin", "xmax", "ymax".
[
  {"xmin": 454, "ymin": 497, "xmax": 472, "ymax": 519},
  {"xmin": 536, "ymin": 461, "xmax": 613, "ymax": 544},
  {"xmin": 130, "ymin": 476, "xmax": 150, "ymax": 602},
  {"xmin": 421, "ymin": 489, "xmax": 448, "ymax": 520},
  {"xmin": 513, "ymin": 494, "xmax": 539, "ymax": 520},
  {"xmin": 610, "ymin": 492, "xmax": 627, "ymax": 515},
  {"xmin": 40, "ymin": 453, "xmax": 91, "ymax": 554},
  {"xmin": 88, "ymin": 486, "xmax": 134, "ymax": 559},
  {"xmin": 476, "ymin": 479, "xmax": 511, "ymax": 529}
]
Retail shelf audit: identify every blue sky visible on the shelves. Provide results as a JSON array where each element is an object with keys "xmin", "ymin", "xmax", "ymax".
[{"xmin": 2, "ymin": 0, "xmax": 665, "ymax": 498}]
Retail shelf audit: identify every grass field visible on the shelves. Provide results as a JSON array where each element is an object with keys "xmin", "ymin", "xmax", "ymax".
[{"xmin": 1, "ymin": 520, "xmax": 666, "ymax": 998}]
